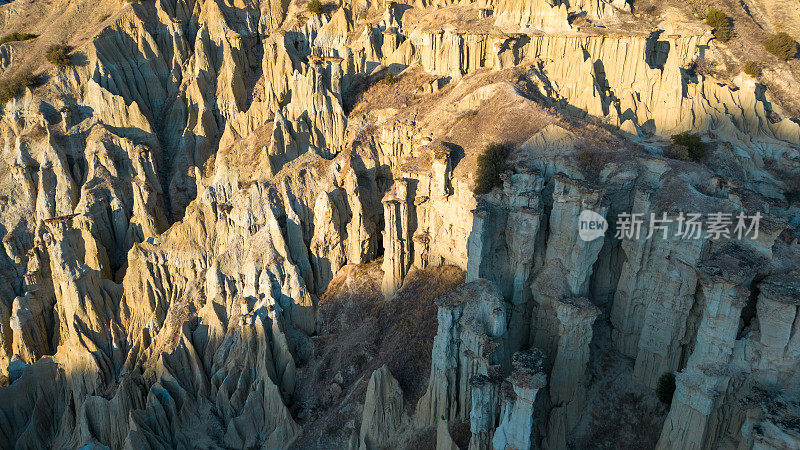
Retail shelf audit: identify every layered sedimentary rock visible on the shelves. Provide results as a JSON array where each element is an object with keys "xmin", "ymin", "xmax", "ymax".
[
  {"xmin": 467, "ymin": 167, "xmax": 544, "ymax": 350},
  {"xmin": 416, "ymin": 279, "xmax": 508, "ymax": 427},
  {"xmin": 491, "ymin": 349, "xmax": 547, "ymax": 450},
  {"xmin": 657, "ymin": 243, "xmax": 764, "ymax": 449},
  {"xmin": 530, "ymin": 174, "xmax": 606, "ymax": 357},
  {"xmin": 0, "ymin": 0, "xmax": 798, "ymax": 447},
  {"xmin": 360, "ymin": 365, "xmax": 407, "ymax": 449},
  {"xmin": 542, "ymin": 297, "xmax": 601, "ymax": 448}
]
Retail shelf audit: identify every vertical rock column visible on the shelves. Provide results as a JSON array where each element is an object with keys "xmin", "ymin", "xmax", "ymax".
[
  {"xmin": 381, "ymin": 179, "xmax": 413, "ymax": 297},
  {"xmin": 657, "ymin": 244, "xmax": 763, "ymax": 450},
  {"xmin": 491, "ymin": 349, "xmax": 547, "ymax": 450},
  {"xmin": 466, "ymin": 206, "xmax": 491, "ymax": 283},
  {"xmin": 503, "ymin": 169, "xmax": 544, "ymax": 351},
  {"xmin": 530, "ymin": 174, "xmax": 606, "ymax": 355},
  {"xmin": 610, "ymin": 190, "xmax": 707, "ymax": 388},
  {"xmin": 411, "ymin": 146, "xmax": 454, "ymax": 269},
  {"xmin": 416, "ymin": 279, "xmax": 508, "ymax": 427},
  {"xmin": 752, "ymin": 273, "xmax": 800, "ymax": 384},
  {"xmin": 360, "ymin": 365, "xmax": 406, "ymax": 449},
  {"xmin": 467, "ymin": 372, "xmax": 503, "ymax": 450},
  {"xmin": 544, "ymin": 297, "xmax": 601, "ymax": 449},
  {"xmin": 466, "ymin": 168, "xmax": 544, "ymax": 350}
]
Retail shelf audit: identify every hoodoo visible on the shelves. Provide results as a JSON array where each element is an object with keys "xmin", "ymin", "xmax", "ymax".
[{"xmin": 0, "ymin": 0, "xmax": 798, "ymax": 448}]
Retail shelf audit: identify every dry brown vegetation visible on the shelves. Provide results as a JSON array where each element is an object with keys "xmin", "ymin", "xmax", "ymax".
[
  {"xmin": 0, "ymin": 73, "xmax": 36, "ymax": 104},
  {"xmin": 576, "ymin": 146, "xmax": 613, "ymax": 181},
  {"xmin": 292, "ymin": 262, "xmax": 465, "ymax": 446}
]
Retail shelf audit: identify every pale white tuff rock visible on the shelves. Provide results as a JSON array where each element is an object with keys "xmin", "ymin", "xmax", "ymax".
[
  {"xmin": 543, "ymin": 297, "xmax": 601, "ymax": 449},
  {"xmin": 381, "ymin": 178, "xmax": 414, "ymax": 297},
  {"xmin": 610, "ymin": 188, "xmax": 709, "ymax": 389},
  {"xmin": 416, "ymin": 279, "xmax": 508, "ymax": 427},
  {"xmin": 657, "ymin": 242, "xmax": 766, "ymax": 450},
  {"xmin": 468, "ymin": 373, "xmax": 503, "ymax": 450},
  {"xmin": 0, "ymin": 0, "xmax": 799, "ymax": 445},
  {"xmin": 467, "ymin": 167, "xmax": 544, "ymax": 350},
  {"xmin": 492, "ymin": 349, "xmax": 547, "ymax": 450},
  {"xmin": 530, "ymin": 174, "xmax": 606, "ymax": 359},
  {"xmin": 360, "ymin": 365, "xmax": 407, "ymax": 449}
]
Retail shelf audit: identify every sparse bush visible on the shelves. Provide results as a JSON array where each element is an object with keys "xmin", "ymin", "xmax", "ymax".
[
  {"xmin": 786, "ymin": 176, "xmax": 800, "ymax": 205},
  {"xmin": 763, "ymin": 32, "xmax": 798, "ymax": 61},
  {"xmin": 0, "ymin": 73, "xmax": 36, "ymax": 104},
  {"xmin": 656, "ymin": 372, "xmax": 676, "ymax": 404},
  {"xmin": 382, "ymin": 71, "xmax": 396, "ymax": 85},
  {"xmin": 307, "ymin": 0, "xmax": 323, "ymax": 14},
  {"xmin": 690, "ymin": 57, "xmax": 716, "ymax": 77},
  {"xmin": 787, "ymin": 190, "xmax": 800, "ymax": 205},
  {"xmin": 45, "ymin": 44, "xmax": 73, "ymax": 69},
  {"xmin": 705, "ymin": 9, "xmax": 733, "ymax": 43},
  {"xmin": 743, "ymin": 61, "xmax": 761, "ymax": 77},
  {"xmin": 473, "ymin": 142, "xmax": 509, "ymax": 195},
  {"xmin": 0, "ymin": 32, "xmax": 36, "ymax": 46},
  {"xmin": 666, "ymin": 144, "xmax": 690, "ymax": 161},
  {"xmin": 449, "ymin": 420, "xmax": 471, "ymax": 449},
  {"xmin": 577, "ymin": 147, "xmax": 611, "ymax": 179},
  {"xmin": 670, "ymin": 132, "xmax": 706, "ymax": 162}
]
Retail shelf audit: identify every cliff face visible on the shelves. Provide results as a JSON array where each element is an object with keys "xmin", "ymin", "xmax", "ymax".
[{"xmin": 0, "ymin": 0, "xmax": 799, "ymax": 447}]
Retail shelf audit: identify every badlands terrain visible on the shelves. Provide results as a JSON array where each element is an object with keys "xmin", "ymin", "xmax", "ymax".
[{"xmin": 0, "ymin": 0, "xmax": 799, "ymax": 447}]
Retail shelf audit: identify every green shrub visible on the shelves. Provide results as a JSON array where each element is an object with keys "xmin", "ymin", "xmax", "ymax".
[
  {"xmin": 307, "ymin": 0, "xmax": 323, "ymax": 14},
  {"xmin": 473, "ymin": 143, "xmax": 509, "ymax": 195},
  {"xmin": 0, "ymin": 32, "xmax": 37, "ymax": 46},
  {"xmin": 705, "ymin": 9, "xmax": 733, "ymax": 43},
  {"xmin": 743, "ymin": 61, "xmax": 761, "ymax": 77},
  {"xmin": 45, "ymin": 44, "xmax": 73, "ymax": 68},
  {"xmin": 656, "ymin": 372, "xmax": 676, "ymax": 404},
  {"xmin": 670, "ymin": 132, "xmax": 706, "ymax": 162},
  {"xmin": 0, "ymin": 73, "xmax": 36, "ymax": 104},
  {"xmin": 764, "ymin": 32, "xmax": 798, "ymax": 61},
  {"xmin": 666, "ymin": 144, "xmax": 690, "ymax": 161}
]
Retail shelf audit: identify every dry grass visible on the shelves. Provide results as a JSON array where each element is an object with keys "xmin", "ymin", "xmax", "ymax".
[
  {"xmin": 406, "ymin": 426, "xmax": 436, "ymax": 449},
  {"xmin": 0, "ymin": 73, "xmax": 36, "ymax": 103},
  {"xmin": 577, "ymin": 146, "xmax": 612, "ymax": 180},
  {"xmin": 578, "ymin": 392, "xmax": 668, "ymax": 449},
  {"xmin": 292, "ymin": 262, "xmax": 465, "ymax": 446},
  {"xmin": 448, "ymin": 419, "xmax": 471, "ymax": 449},
  {"xmin": 377, "ymin": 265, "xmax": 466, "ymax": 403}
]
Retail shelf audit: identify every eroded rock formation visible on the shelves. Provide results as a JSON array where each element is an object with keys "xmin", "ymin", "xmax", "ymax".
[{"xmin": 0, "ymin": 0, "xmax": 798, "ymax": 447}]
